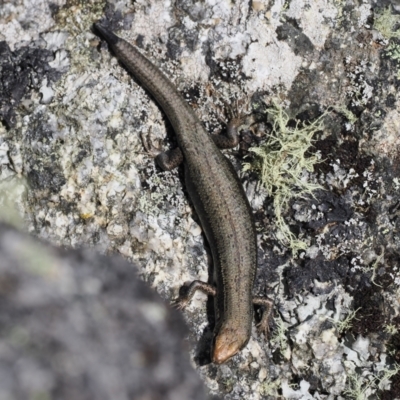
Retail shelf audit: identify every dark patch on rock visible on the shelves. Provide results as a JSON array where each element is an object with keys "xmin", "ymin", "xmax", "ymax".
[
  {"xmin": 295, "ymin": 190, "xmax": 354, "ymax": 231},
  {"xmin": 313, "ymin": 135, "xmax": 337, "ymax": 174},
  {"xmin": 385, "ymin": 92, "xmax": 397, "ymax": 108},
  {"xmin": 48, "ymin": 2, "xmax": 60, "ymax": 17},
  {"xmin": 387, "ymin": 316, "xmax": 400, "ymax": 364},
  {"xmin": 135, "ymin": 34, "xmax": 145, "ymax": 49},
  {"xmin": 27, "ymin": 162, "xmax": 66, "ymax": 192},
  {"xmin": 286, "ymin": 69, "xmax": 319, "ymax": 113},
  {"xmin": 203, "ymin": 40, "xmax": 219, "ymax": 77},
  {"xmin": 276, "ymin": 19, "xmax": 315, "ymax": 55},
  {"xmin": 74, "ymin": 149, "xmax": 88, "ymax": 164},
  {"xmin": 284, "ymin": 255, "xmax": 350, "ymax": 295},
  {"xmin": 182, "ymin": 84, "xmax": 201, "ymax": 104},
  {"xmin": 351, "ymin": 287, "xmax": 385, "ymax": 335},
  {"xmin": 296, "ymin": 103, "xmax": 323, "ymax": 121},
  {"xmin": 0, "ymin": 41, "xmax": 63, "ymax": 128},
  {"xmin": 176, "ymin": 0, "xmax": 211, "ymax": 22},
  {"xmin": 167, "ymin": 25, "xmax": 199, "ymax": 58},
  {"xmin": 103, "ymin": 2, "xmax": 122, "ymax": 26},
  {"xmin": 26, "ymin": 116, "xmax": 55, "ymax": 144},
  {"xmin": 256, "ymin": 247, "xmax": 284, "ymax": 291},
  {"xmin": 313, "ymin": 129, "xmax": 373, "ymax": 184},
  {"xmin": 201, "ymin": 40, "xmax": 246, "ymax": 83},
  {"xmin": 101, "ymin": 3, "xmax": 134, "ymax": 32},
  {"xmin": 23, "ymin": 114, "xmax": 67, "ymax": 194},
  {"xmin": 302, "ymin": 372, "xmax": 321, "ymax": 394}
]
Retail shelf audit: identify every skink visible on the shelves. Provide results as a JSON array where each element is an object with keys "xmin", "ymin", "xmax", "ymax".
[{"xmin": 94, "ymin": 22, "xmax": 270, "ymax": 364}]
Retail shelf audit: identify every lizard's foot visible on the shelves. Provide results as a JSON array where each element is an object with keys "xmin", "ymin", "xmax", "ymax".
[
  {"xmin": 253, "ymin": 296, "xmax": 273, "ymax": 338},
  {"xmin": 140, "ymin": 130, "xmax": 183, "ymax": 170},
  {"xmin": 256, "ymin": 317, "xmax": 270, "ymax": 337},
  {"xmin": 212, "ymin": 94, "xmax": 253, "ymax": 149},
  {"xmin": 171, "ymin": 297, "xmax": 189, "ymax": 310},
  {"xmin": 220, "ymin": 93, "xmax": 252, "ymax": 123},
  {"xmin": 140, "ymin": 130, "xmax": 163, "ymax": 158},
  {"xmin": 171, "ymin": 280, "xmax": 216, "ymax": 311}
]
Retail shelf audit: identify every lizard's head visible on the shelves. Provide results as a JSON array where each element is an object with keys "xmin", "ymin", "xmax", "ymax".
[{"xmin": 212, "ymin": 324, "xmax": 250, "ymax": 364}]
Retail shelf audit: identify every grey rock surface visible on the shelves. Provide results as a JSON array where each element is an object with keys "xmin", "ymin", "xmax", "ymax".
[
  {"xmin": 1, "ymin": 0, "xmax": 400, "ymax": 399},
  {"xmin": 0, "ymin": 223, "xmax": 210, "ymax": 400}
]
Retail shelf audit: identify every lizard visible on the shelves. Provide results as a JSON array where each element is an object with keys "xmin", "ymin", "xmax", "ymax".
[{"xmin": 94, "ymin": 22, "xmax": 272, "ymax": 364}]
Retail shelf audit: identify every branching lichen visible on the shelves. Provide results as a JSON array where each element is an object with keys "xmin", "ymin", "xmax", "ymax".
[
  {"xmin": 270, "ymin": 313, "xmax": 289, "ymax": 356},
  {"xmin": 377, "ymin": 364, "xmax": 400, "ymax": 392},
  {"xmin": 344, "ymin": 371, "xmax": 376, "ymax": 400},
  {"xmin": 244, "ymin": 100, "xmax": 324, "ymax": 253},
  {"xmin": 260, "ymin": 378, "xmax": 282, "ymax": 397},
  {"xmin": 384, "ymin": 324, "xmax": 399, "ymax": 335},
  {"xmin": 361, "ymin": 246, "xmax": 384, "ymax": 287},
  {"xmin": 385, "ymin": 42, "xmax": 400, "ymax": 78},
  {"xmin": 374, "ymin": 6, "xmax": 400, "ymax": 40},
  {"xmin": 334, "ymin": 105, "xmax": 358, "ymax": 125},
  {"xmin": 344, "ymin": 364, "xmax": 400, "ymax": 399},
  {"xmin": 329, "ymin": 307, "xmax": 361, "ymax": 334}
]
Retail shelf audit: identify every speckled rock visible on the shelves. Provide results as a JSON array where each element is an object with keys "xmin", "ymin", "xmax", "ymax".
[{"xmin": 1, "ymin": 0, "xmax": 400, "ymax": 399}]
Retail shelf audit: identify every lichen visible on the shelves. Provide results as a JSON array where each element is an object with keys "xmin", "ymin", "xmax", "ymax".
[
  {"xmin": 374, "ymin": 6, "xmax": 400, "ymax": 40},
  {"xmin": 385, "ymin": 42, "xmax": 400, "ymax": 78},
  {"xmin": 334, "ymin": 105, "xmax": 358, "ymax": 125},
  {"xmin": 244, "ymin": 100, "xmax": 324, "ymax": 253},
  {"xmin": 329, "ymin": 307, "xmax": 361, "ymax": 334},
  {"xmin": 260, "ymin": 377, "xmax": 282, "ymax": 397},
  {"xmin": 344, "ymin": 364, "xmax": 400, "ymax": 399},
  {"xmin": 270, "ymin": 314, "xmax": 289, "ymax": 356},
  {"xmin": 385, "ymin": 324, "xmax": 399, "ymax": 336}
]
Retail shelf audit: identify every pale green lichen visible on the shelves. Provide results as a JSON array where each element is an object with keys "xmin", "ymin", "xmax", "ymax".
[
  {"xmin": 344, "ymin": 364, "xmax": 400, "ymax": 399},
  {"xmin": 334, "ymin": 105, "xmax": 358, "ymax": 125},
  {"xmin": 329, "ymin": 307, "xmax": 361, "ymax": 334},
  {"xmin": 385, "ymin": 42, "xmax": 400, "ymax": 78},
  {"xmin": 344, "ymin": 371, "xmax": 376, "ymax": 400},
  {"xmin": 374, "ymin": 6, "xmax": 400, "ymax": 40},
  {"xmin": 260, "ymin": 377, "xmax": 282, "ymax": 397},
  {"xmin": 270, "ymin": 314, "xmax": 289, "ymax": 355},
  {"xmin": 361, "ymin": 246, "xmax": 384, "ymax": 287},
  {"xmin": 377, "ymin": 364, "xmax": 400, "ymax": 392},
  {"xmin": 244, "ymin": 100, "xmax": 324, "ymax": 253},
  {"xmin": 384, "ymin": 324, "xmax": 398, "ymax": 335},
  {"xmin": 386, "ymin": 42, "xmax": 400, "ymax": 61}
]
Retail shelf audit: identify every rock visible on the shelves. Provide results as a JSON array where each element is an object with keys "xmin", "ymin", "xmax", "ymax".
[{"xmin": 0, "ymin": 223, "xmax": 211, "ymax": 400}]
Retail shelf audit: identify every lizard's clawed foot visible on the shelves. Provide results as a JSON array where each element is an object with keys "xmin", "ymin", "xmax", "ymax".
[
  {"xmin": 171, "ymin": 297, "xmax": 189, "ymax": 310},
  {"xmin": 140, "ymin": 130, "xmax": 163, "ymax": 158},
  {"xmin": 140, "ymin": 130, "xmax": 183, "ymax": 170},
  {"xmin": 252, "ymin": 296, "xmax": 273, "ymax": 338},
  {"xmin": 210, "ymin": 93, "xmax": 254, "ymax": 149},
  {"xmin": 256, "ymin": 318, "xmax": 270, "ymax": 337},
  {"xmin": 216, "ymin": 96, "xmax": 249, "ymax": 126}
]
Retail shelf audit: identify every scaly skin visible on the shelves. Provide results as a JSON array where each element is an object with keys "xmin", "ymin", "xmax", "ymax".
[{"xmin": 94, "ymin": 23, "xmax": 258, "ymax": 363}]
